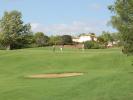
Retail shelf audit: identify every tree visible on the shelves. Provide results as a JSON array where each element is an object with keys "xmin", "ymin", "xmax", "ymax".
[
  {"xmin": 98, "ymin": 31, "xmax": 113, "ymax": 47},
  {"xmin": 97, "ymin": 36, "xmax": 106, "ymax": 45},
  {"xmin": 49, "ymin": 35, "xmax": 62, "ymax": 45},
  {"xmin": 61, "ymin": 35, "xmax": 73, "ymax": 45},
  {"xmin": 90, "ymin": 33, "xmax": 96, "ymax": 41},
  {"xmin": 34, "ymin": 32, "xmax": 49, "ymax": 47},
  {"xmin": 109, "ymin": 0, "xmax": 133, "ymax": 54},
  {"xmin": 0, "ymin": 10, "xmax": 31, "ymax": 50},
  {"xmin": 111, "ymin": 32, "xmax": 120, "ymax": 41}
]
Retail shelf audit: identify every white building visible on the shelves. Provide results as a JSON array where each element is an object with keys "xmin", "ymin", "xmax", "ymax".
[{"xmin": 73, "ymin": 35, "xmax": 97, "ymax": 43}]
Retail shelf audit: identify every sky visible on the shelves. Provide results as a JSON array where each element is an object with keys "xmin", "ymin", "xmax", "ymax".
[{"xmin": 0, "ymin": 0, "xmax": 116, "ymax": 35}]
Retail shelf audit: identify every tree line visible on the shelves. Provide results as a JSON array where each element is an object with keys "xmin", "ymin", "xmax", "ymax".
[
  {"xmin": 0, "ymin": 10, "xmax": 73, "ymax": 50},
  {"xmin": 0, "ymin": 10, "xmax": 121, "ymax": 50},
  {"xmin": 1, "ymin": 0, "xmax": 133, "ymax": 56}
]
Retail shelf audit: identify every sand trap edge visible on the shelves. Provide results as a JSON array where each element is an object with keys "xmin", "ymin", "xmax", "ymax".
[{"xmin": 26, "ymin": 73, "xmax": 84, "ymax": 79}]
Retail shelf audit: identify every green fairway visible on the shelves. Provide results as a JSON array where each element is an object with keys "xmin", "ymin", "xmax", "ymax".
[{"xmin": 0, "ymin": 48, "xmax": 133, "ymax": 100}]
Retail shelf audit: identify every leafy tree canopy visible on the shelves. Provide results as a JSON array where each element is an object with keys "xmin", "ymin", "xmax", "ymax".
[
  {"xmin": 34, "ymin": 32, "xmax": 49, "ymax": 46},
  {"xmin": 0, "ymin": 10, "xmax": 31, "ymax": 49},
  {"xmin": 61, "ymin": 35, "xmax": 72, "ymax": 45},
  {"xmin": 109, "ymin": 0, "xmax": 133, "ymax": 54}
]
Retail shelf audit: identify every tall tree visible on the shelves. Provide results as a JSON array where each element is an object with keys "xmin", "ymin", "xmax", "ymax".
[
  {"xmin": 98, "ymin": 31, "xmax": 113, "ymax": 47},
  {"xmin": 49, "ymin": 35, "xmax": 62, "ymax": 45},
  {"xmin": 34, "ymin": 32, "xmax": 49, "ymax": 46},
  {"xmin": 0, "ymin": 10, "xmax": 31, "ymax": 50},
  {"xmin": 61, "ymin": 35, "xmax": 73, "ymax": 45},
  {"xmin": 109, "ymin": 0, "xmax": 133, "ymax": 54}
]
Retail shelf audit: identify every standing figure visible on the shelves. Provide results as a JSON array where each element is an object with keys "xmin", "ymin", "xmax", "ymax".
[{"xmin": 60, "ymin": 45, "xmax": 63, "ymax": 52}]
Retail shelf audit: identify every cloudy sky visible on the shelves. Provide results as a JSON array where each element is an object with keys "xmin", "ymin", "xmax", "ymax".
[{"xmin": 0, "ymin": 0, "xmax": 116, "ymax": 35}]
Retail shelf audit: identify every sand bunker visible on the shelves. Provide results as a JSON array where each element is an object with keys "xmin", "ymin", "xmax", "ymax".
[{"xmin": 27, "ymin": 73, "xmax": 83, "ymax": 79}]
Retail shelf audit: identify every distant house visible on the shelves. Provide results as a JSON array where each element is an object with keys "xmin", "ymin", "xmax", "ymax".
[{"xmin": 73, "ymin": 34, "xmax": 97, "ymax": 43}]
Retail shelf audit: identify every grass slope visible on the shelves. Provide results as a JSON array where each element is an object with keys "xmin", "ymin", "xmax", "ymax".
[{"xmin": 0, "ymin": 48, "xmax": 133, "ymax": 100}]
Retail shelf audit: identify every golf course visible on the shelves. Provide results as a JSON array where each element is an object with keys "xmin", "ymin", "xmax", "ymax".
[{"xmin": 0, "ymin": 47, "xmax": 133, "ymax": 100}]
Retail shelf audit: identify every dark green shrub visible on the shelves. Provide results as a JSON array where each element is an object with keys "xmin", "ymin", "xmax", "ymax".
[
  {"xmin": 84, "ymin": 41, "xmax": 94, "ymax": 49},
  {"xmin": 84, "ymin": 41, "xmax": 103, "ymax": 49},
  {"xmin": 61, "ymin": 35, "xmax": 73, "ymax": 45}
]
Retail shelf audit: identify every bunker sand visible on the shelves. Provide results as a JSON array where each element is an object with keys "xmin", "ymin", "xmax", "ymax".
[{"xmin": 26, "ymin": 73, "xmax": 83, "ymax": 78}]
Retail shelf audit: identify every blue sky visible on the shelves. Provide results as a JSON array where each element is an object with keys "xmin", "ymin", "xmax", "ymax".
[{"xmin": 0, "ymin": 0, "xmax": 116, "ymax": 35}]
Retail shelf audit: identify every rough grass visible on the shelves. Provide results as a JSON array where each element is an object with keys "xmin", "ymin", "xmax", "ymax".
[{"xmin": 0, "ymin": 47, "xmax": 133, "ymax": 100}]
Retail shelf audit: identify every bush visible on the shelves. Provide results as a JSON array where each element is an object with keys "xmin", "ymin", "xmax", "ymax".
[
  {"xmin": 84, "ymin": 41, "xmax": 94, "ymax": 49},
  {"xmin": 84, "ymin": 41, "xmax": 104, "ymax": 49}
]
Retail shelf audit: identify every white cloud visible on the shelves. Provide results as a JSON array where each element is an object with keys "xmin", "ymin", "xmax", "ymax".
[{"xmin": 31, "ymin": 20, "xmax": 113, "ymax": 35}]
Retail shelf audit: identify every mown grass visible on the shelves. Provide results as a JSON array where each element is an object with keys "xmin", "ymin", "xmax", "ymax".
[{"xmin": 0, "ymin": 47, "xmax": 133, "ymax": 100}]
